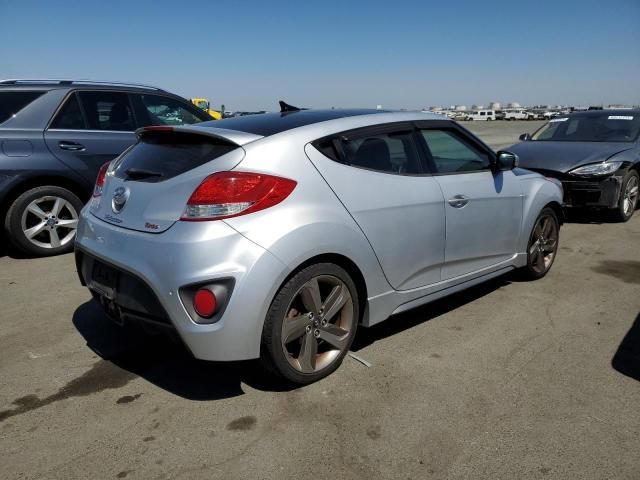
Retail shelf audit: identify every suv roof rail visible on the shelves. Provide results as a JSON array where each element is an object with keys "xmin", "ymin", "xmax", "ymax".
[{"xmin": 0, "ymin": 79, "xmax": 164, "ymax": 91}]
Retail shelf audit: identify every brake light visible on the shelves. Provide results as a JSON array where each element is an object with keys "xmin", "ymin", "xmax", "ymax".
[
  {"xmin": 193, "ymin": 288, "xmax": 217, "ymax": 318},
  {"xmin": 93, "ymin": 161, "xmax": 111, "ymax": 197},
  {"xmin": 181, "ymin": 171, "xmax": 297, "ymax": 221}
]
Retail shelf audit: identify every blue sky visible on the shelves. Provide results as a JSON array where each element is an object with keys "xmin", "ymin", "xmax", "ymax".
[{"xmin": 1, "ymin": 0, "xmax": 639, "ymax": 110}]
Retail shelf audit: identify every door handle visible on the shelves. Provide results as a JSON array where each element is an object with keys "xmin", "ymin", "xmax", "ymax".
[
  {"xmin": 58, "ymin": 141, "xmax": 85, "ymax": 151},
  {"xmin": 447, "ymin": 194, "xmax": 469, "ymax": 208}
]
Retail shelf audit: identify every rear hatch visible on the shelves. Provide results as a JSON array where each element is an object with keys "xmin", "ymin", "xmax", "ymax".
[{"xmin": 90, "ymin": 126, "xmax": 260, "ymax": 233}]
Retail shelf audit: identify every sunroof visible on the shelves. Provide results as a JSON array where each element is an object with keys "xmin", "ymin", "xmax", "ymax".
[{"xmin": 200, "ymin": 109, "xmax": 386, "ymax": 136}]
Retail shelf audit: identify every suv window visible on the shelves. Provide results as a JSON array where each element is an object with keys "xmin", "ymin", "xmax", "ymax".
[
  {"xmin": 421, "ymin": 129, "xmax": 490, "ymax": 173},
  {"xmin": 78, "ymin": 91, "xmax": 135, "ymax": 131},
  {"xmin": 338, "ymin": 130, "xmax": 422, "ymax": 174},
  {"xmin": 137, "ymin": 94, "xmax": 206, "ymax": 126},
  {"xmin": 50, "ymin": 94, "xmax": 86, "ymax": 130},
  {"xmin": 0, "ymin": 91, "xmax": 46, "ymax": 124}
]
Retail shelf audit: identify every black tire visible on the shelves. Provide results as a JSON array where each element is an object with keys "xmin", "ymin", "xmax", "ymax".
[
  {"xmin": 519, "ymin": 207, "xmax": 560, "ymax": 280},
  {"xmin": 4, "ymin": 185, "xmax": 83, "ymax": 257},
  {"xmin": 611, "ymin": 170, "xmax": 639, "ymax": 222},
  {"xmin": 260, "ymin": 263, "xmax": 359, "ymax": 385}
]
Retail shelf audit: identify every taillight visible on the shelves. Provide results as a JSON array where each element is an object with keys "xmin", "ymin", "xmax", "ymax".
[
  {"xmin": 93, "ymin": 161, "xmax": 111, "ymax": 197},
  {"xmin": 181, "ymin": 171, "xmax": 297, "ymax": 221}
]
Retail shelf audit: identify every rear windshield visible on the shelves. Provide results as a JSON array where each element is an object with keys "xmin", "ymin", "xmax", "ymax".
[
  {"xmin": 0, "ymin": 91, "xmax": 46, "ymax": 124},
  {"xmin": 112, "ymin": 132, "xmax": 237, "ymax": 182}
]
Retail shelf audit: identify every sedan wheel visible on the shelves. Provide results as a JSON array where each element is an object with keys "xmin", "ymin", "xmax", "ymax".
[
  {"xmin": 521, "ymin": 207, "xmax": 559, "ymax": 279},
  {"xmin": 614, "ymin": 171, "xmax": 639, "ymax": 222},
  {"xmin": 261, "ymin": 263, "xmax": 359, "ymax": 384}
]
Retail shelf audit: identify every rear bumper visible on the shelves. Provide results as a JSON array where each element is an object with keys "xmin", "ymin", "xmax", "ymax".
[{"xmin": 74, "ymin": 209, "xmax": 290, "ymax": 361}]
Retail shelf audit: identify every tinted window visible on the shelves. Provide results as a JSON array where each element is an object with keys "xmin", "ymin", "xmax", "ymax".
[
  {"xmin": 0, "ymin": 91, "xmax": 46, "ymax": 124},
  {"xmin": 78, "ymin": 91, "xmax": 135, "ymax": 131},
  {"xmin": 138, "ymin": 94, "xmax": 206, "ymax": 126},
  {"xmin": 50, "ymin": 94, "xmax": 86, "ymax": 129},
  {"xmin": 421, "ymin": 130, "xmax": 490, "ymax": 173},
  {"xmin": 339, "ymin": 130, "xmax": 422, "ymax": 174},
  {"xmin": 112, "ymin": 131, "xmax": 237, "ymax": 182}
]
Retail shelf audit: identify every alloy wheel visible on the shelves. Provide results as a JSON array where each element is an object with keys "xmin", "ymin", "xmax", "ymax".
[
  {"xmin": 280, "ymin": 275, "xmax": 355, "ymax": 374},
  {"xmin": 623, "ymin": 175, "xmax": 639, "ymax": 217},
  {"xmin": 528, "ymin": 213, "xmax": 558, "ymax": 275},
  {"xmin": 20, "ymin": 195, "xmax": 79, "ymax": 249}
]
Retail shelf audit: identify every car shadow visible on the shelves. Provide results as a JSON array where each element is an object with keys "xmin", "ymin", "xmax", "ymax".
[
  {"xmin": 352, "ymin": 275, "xmax": 510, "ymax": 351},
  {"xmin": 73, "ymin": 275, "xmax": 512, "ymax": 399},
  {"xmin": 563, "ymin": 208, "xmax": 616, "ymax": 225},
  {"xmin": 72, "ymin": 301, "xmax": 297, "ymax": 401},
  {"xmin": 612, "ymin": 313, "xmax": 640, "ymax": 382}
]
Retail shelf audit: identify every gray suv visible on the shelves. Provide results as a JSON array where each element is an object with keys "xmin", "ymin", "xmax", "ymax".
[{"xmin": 0, "ymin": 79, "xmax": 211, "ymax": 256}]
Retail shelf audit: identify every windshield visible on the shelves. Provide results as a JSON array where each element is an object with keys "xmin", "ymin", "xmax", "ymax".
[{"xmin": 531, "ymin": 113, "xmax": 640, "ymax": 142}]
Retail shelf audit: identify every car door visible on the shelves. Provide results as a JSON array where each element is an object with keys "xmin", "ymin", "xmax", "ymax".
[
  {"xmin": 305, "ymin": 123, "xmax": 445, "ymax": 290},
  {"xmin": 44, "ymin": 90, "xmax": 137, "ymax": 185},
  {"xmin": 417, "ymin": 122, "xmax": 523, "ymax": 280}
]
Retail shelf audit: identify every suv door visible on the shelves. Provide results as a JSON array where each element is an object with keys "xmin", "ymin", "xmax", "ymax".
[
  {"xmin": 305, "ymin": 123, "xmax": 445, "ymax": 290},
  {"xmin": 44, "ymin": 90, "xmax": 137, "ymax": 185},
  {"xmin": 417, "ymin": 122, "xmax": 523, "ymax": 280}
]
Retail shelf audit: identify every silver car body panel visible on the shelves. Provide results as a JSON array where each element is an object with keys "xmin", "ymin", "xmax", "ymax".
[{"xmin": 76, "ymin": 112, "xmax": 563, "ymax": 361}]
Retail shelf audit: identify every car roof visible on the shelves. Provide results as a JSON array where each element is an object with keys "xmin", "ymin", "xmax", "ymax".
[{"xmin": 198, "ymin": 109, "xmax": 444, "ymax": 136}]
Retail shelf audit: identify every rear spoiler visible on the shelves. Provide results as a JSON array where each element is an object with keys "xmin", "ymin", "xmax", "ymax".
[{"xmin": 135, "ymin": 125, "xmax": 263, "ymax": 147}]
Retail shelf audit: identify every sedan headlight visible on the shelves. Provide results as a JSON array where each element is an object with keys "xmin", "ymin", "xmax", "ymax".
[{"xmin": 569, "ymin": 161, "xmax": 622, "ymax": 177}]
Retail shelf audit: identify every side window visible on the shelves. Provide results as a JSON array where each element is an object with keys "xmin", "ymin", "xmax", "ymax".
[
  {"xmin": 421, "ymin": 129, "xmax": 490, "ymax": 173},
  {"xmin": 480, "ymin": 111, "xmax": 486, "ymax": 116},
  {"xmin": 50, "ymin": 94, "xmax": 86, "ymax": 130},
  {"xmin": 137, "ymin": 94, "xmax": 206, "ymax": 126},
  {"xmin": 78, "ymin": 91, "xmax": 134, "ymax": 131},
  {"xmin": 338, "ymin": 130, "xmax": 422, "ymax": 174}
]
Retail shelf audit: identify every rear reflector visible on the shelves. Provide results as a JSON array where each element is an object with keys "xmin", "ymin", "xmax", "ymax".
[
  {"xmin": 193, "ymin": 288, "xmax": 217, "ymax": 318},
  {"xmin": 93, "ymin": 161, "xmax": 111, "ymax": 197},
  {"xmin": 181, "ymin": 171, "xmax": 296, "ymax": 221}
]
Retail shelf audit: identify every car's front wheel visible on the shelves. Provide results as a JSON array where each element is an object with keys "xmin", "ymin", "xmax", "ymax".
[
  {"xmin": 4, "ymin": 185, "xmax": 83, "ymax": 257},
  {"xmin": 260, "ymin": 263, "xmax": 359, "ymax": 385},
  {"xmin": 519, "ymin": 207, "xmax": 560, "ymax": 280},
  {"xmin": 612, "ymin": 170, "xmax": 639, "ymax": 222}
]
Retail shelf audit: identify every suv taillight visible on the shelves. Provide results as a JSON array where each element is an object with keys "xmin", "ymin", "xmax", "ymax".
[
  {"xmin": 181, "ymin": 171, "xmax": 296, "ymax": 221},
  {"xmin": 93, "ymin": 161, "xmax": 111, "ymax": 197}
]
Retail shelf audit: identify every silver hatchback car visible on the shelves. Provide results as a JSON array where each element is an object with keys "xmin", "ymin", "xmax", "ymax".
[{"xmin": 75, "ymin": 105, "xmax": 563, "ymax": 384}]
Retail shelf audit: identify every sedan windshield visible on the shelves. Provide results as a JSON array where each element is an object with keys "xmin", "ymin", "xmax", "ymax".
[{"xmin": 531, "ymin": 113, "xmax": 640, "ymax": 142}]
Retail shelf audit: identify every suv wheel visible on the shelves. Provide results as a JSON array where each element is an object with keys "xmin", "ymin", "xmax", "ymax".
[
  {"xmin": 612, "ymin": 170, "xmax": 639, "ymax": 222},
  {"xmin": 4, "ymin": 186, "xmax": 83, "ymax": 257},
  {"xmin": 260, "ymin": 263, "xmax": 359, "ymax": 385}
]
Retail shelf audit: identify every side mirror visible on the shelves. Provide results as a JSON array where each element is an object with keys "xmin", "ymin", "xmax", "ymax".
[
  {"xmin": 519, "ymin": 133, "xmax": 531, "ymax": 141},
  {"xmin": 495, "ymin": 151, "xmax": 519, "ymax": 171}
]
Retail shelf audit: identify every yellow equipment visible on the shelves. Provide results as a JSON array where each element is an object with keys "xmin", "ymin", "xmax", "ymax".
[{"xmin": 190, "ymin": 98, "xmax": 222, "ymax": 120}]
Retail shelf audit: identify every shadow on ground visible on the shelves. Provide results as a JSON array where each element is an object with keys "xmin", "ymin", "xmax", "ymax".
[
  {"xmin": 352, "ymin": 276, "xmax": 509, "ymax": 351},
  {"xmin": 72, "ymin": 275, "xmax": 511, "ymax": 401},
  {"xmin": 612, "ymin": 313, "xmax": 640, "ymax": 382},
  {"xmin": 563, "ymin": 208, "xmax": 617, "ymax": 225},
  {"xmin": 72, "ymin": 301, "xmax": 294, "ymax": 401}
]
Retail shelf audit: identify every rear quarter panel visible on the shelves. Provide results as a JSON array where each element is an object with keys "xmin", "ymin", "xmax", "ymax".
[{"xmin": 222, "ymin": 135, "xmax": 394, "ymax": 303}]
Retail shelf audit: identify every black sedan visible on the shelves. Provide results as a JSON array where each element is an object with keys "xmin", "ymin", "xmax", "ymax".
[{"xmin": 509, "ymin": 110, "xmax": 640, "ymax": 221}]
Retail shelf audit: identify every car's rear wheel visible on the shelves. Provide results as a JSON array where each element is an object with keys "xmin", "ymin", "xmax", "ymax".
[
  {"xmin": 612, "ymin": 170, "xmax": 639, "ymax": 222},
  {"xmin": 4, "ymin": 186, "xmax": 83, "ymax": 257},
  {"xmin": 520, "ymin": 207, "xmax": 559, "ymax": 280},
  {"xmin": 260, "ymin": 263, "xmax": 359, "ymax": 385}
]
